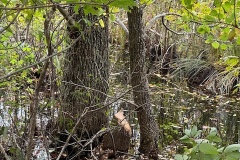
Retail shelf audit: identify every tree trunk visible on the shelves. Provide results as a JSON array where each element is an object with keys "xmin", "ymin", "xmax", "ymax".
[
  {"xmin": 59, "ymin": 6, "xmax": 109, "ymax": 158},
  {"xmin": 127, "ymin": 6, "xmax": 159, "ymax": 157}
]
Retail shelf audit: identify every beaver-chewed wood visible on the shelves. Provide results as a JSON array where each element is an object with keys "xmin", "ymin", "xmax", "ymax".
[
  {"xmin": 102, "ymin": 109, "xmax": 131, "ymax": 153},
  {"xmin": 102, "ymin": 127, "xmax": 131, "ymax": 152}
]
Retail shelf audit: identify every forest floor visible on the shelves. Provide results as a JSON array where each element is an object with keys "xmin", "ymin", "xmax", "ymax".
[{"xmin": 0, "ymin": 100, "xmax": 178, "ymax": 160}]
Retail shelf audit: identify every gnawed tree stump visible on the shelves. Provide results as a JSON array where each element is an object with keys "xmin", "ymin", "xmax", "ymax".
[{"xmin": 102, "ymin": 109, "xmax": 131, "ymax": 153}]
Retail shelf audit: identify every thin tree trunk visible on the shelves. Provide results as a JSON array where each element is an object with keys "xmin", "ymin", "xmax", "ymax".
[
  {"xmin": 25, "ymin": 10, "xmax": 54, "ymax": 160},
  {"xmin": 127, "ymin": 6, "xmax": 159, "ymax": 157}
]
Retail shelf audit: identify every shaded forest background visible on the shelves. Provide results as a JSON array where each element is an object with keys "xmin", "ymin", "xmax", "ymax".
[{"xmin": 1, "ymin": 0, "xmax": 240, "ymax": 159}]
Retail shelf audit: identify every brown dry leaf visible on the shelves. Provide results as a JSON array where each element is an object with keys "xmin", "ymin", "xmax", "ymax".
[{"xmin": 228, "ymin": 28, "xmax": 236, "ymax": 41}]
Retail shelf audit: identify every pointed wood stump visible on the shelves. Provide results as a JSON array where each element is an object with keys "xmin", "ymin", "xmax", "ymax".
[{"xmin": 102, "ymin": 109, "xmax": 132, "ymax": 152}]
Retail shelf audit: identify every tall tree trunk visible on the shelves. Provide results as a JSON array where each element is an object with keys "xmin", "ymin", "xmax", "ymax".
[
  {"xmin": 127, "ymin": 6, "xmax": 159, "ymax": 157},
  {"xmin": 59, "ymin": 6, "xmax": 109, "ymax": 158}
]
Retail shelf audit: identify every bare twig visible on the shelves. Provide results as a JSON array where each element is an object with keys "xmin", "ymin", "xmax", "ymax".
[
  {"xmin": 145, "ymin": 12, "xmax": 195, "ymax": 35},
  {"xmin": 0, "ymin": 29, "xmax": 83, "ymax": 81},
  {"xmin": 161, "ymin": 16, "xmax": 187, "ymax": 35},
  {"xmin": 61, "ymin": 80, "xmax": 148, "ymax": 118},
  {"xmin": 145, "ymin": 12, "xmax": 182, "ymax": 30},
  {"xmin": 56, "ymin": 108, "xmax": 89, "ymax": 160},
  {"xmin": 51, "ymin": 1, "xmax": 75, "ymax": 26},
  {"xmin": 0, "ymin": 143, "xmax": 11, "ymax": 160},
  {"xmin": 69, "ymin": 128, "xmax": 109, "ymax": 160},
  {"xmin": 0, "ymin": 0, "xmax": 28, "ymax": 34},
  {"xmin": 0, "ymin": 2, "xmax": 107, "ymax": 11}
]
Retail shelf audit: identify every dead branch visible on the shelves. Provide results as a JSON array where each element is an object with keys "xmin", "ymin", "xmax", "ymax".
[
  {"xmin": 115, "ymin": 18, "xmax": 129, "ymax": 36},
  {"xmin": 145, "ymin": 12, "xmax": 181, "ymax": 30},
  {"xmin": 0, "ymin": 143, "xmax": 11, "ymax": 160},
  {"xmin": 144, "ymin": 12, "xmax": 201, "ymax": 35},
  {"xmin": 69, "ymin": 128, "xmax": 108, "ymax": 160},
  {"xmin": 25, "ymin": 8, "xmax": 55, "ymax": 160},
  {"xmin": 51, "ymin": 1, "xmax": 75, "ymax": 26}
]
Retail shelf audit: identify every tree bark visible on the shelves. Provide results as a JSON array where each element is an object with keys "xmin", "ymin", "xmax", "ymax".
[
  {"xmin": 59, "ymin": 6, "xmax": 109, "ymax": 158},
  {"xmin": 127, "ymin": 6, "xmax": 160, "ymax": 157}
]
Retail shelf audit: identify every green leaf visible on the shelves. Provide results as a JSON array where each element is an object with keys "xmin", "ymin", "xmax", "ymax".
[
  {"xmin": 195, "ymin": 139, "xmax": 209, "ymax": 144},
  {"xmin": 197, "ymin": 25, "xmax": 210, "ymax": 34},
  {"xmin": 217, "ymin": 147, "xmax": 224, "ymax": 153},
  {"xmin": 184, "ymin": 0, "xmax": 193, "ymax": 9},
  {"xmin": 182, "ymin": 15, "xmax": 190, "ymax": 21},
  {"xmin": 199, "ymin": 143, "xmax": 218, "ymax": 155},
  {"xmin": 225, "ymin": 13, "xmax": 235, "ymax": 24},
  {"xmin": 84, "ymin": 6, "xmax": 99, "ymax": 15},
  {"xmin": 184, "ymin": 129, "xmax": 191, "ymax": 136},
  {"xmin": 184, "ymin": 0, "xmax": 191, "ymax": 5},
  {"xmin": 205, "ymin": 35, "xmax": 214, "ymax": 44},
  {"xmin": 180, "ymin": 133, "xmax": 195, "ymax": 144},
  {"xmin": 180, "ymin": 135, "xmax": 189, "ymax": 140},
  {"xmin": 198, "ymin": 26, "xmax": 206, "ymax": 34},
  {"xmin": 208, "ymin": 135, "xmax": 222, "ymax": 143},
  {"xmin": 10, "ymin": 59, "xmax": 17, "ymax": 65},
  {"xmin": 191, "ymin": 145, "xmax": 199, "ymax": 153},
  {"xmin": 99, "ymin": 19, "xmax": 105, "ymax": 28},
  {"xmin": 220, "ymin": 43, "xmax": 228, "ymax": 50},
  {"xmin": 212, "ymin": 41, "xmax": 220, "ymax": 49},
  {"xmin": 220, "ymin": 27, "xmax": 230, "ymax": 41},
  {"xmin": 202, "ymin": 154, "xmax": 221, "ymax": 160},
  {"xmin": 83, "ymin": 18, "xmax": 91, "ymax": 26},
  {"xmin": 217, "ymin": 12, "xmax": 224, "ymax": 19},
  {"xmin": 225, "ymin": 152, "xmax": 240, "ymax": 159},
  {"xmin": 193, "ymin": 130, "xmax": 202, "ymax": 138},
  {"xmin": 224, "ymin": 56, "xmax": 239, "ymax": 67},
  {"xmin": 214, "ymin": 0, "xmax": 222, "ymax": 7},
  {"xmin": 236, "ymin": 37, "xmax": 240, "ymax": 45},
  {"xmin": 110, "ymin": 0, "xmax": 136, "ymax": 10},
  {"xmin": 210, "ymin": 9, "xmax": 218, "ymax": 17},
  {"xmin": 140, "ymin": 0, "xmax": 153, "ymax": 5},
  {"xmin": 110, "ymin": 14, "xmax": 116, "ymax": 22},
  {"xmin": 222, "ymin": 27, "xmax": 231, "ymax": 33},
  {"xmin": 222, "ymin": 2, "xmax": 231, "ymax": 13},
  {"xmin": 190, "ymin": 125, "xmax": 198, "ymax": 136},
  {"xmin": 37, "ymin": 30, "xmax": 44, "ymax": 41},
  {"xmin": 74, "ymin": 4, "xmax": 80, "ymax": 14},
  {"xmin": 205, "ymin": 15, "xmax": 216, "ymax": 22},
  {"xmin": 25, "ymin": 10, "xmax": 34, "ymax": 22},
  {"xmin": 209, "ymin": 127, "xmax": 217, "ymax": 136},
  {"xmin": 174, "ymin": 154, "xmax": 188, "ymax": 160},
  {"xmin": 224, "ymin": 144, "xmax": 240, "ymax": 153},
  {"xmin": 21, "ymin": 70, "xmax": 28, "ymax": 78},
  {"xmin": 0, "ymin": 0, "xmax": 8, "ymax": 5},
  {"xmin": 186, "ymin": 126, "xmax": 201, "ymax": 138}
]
